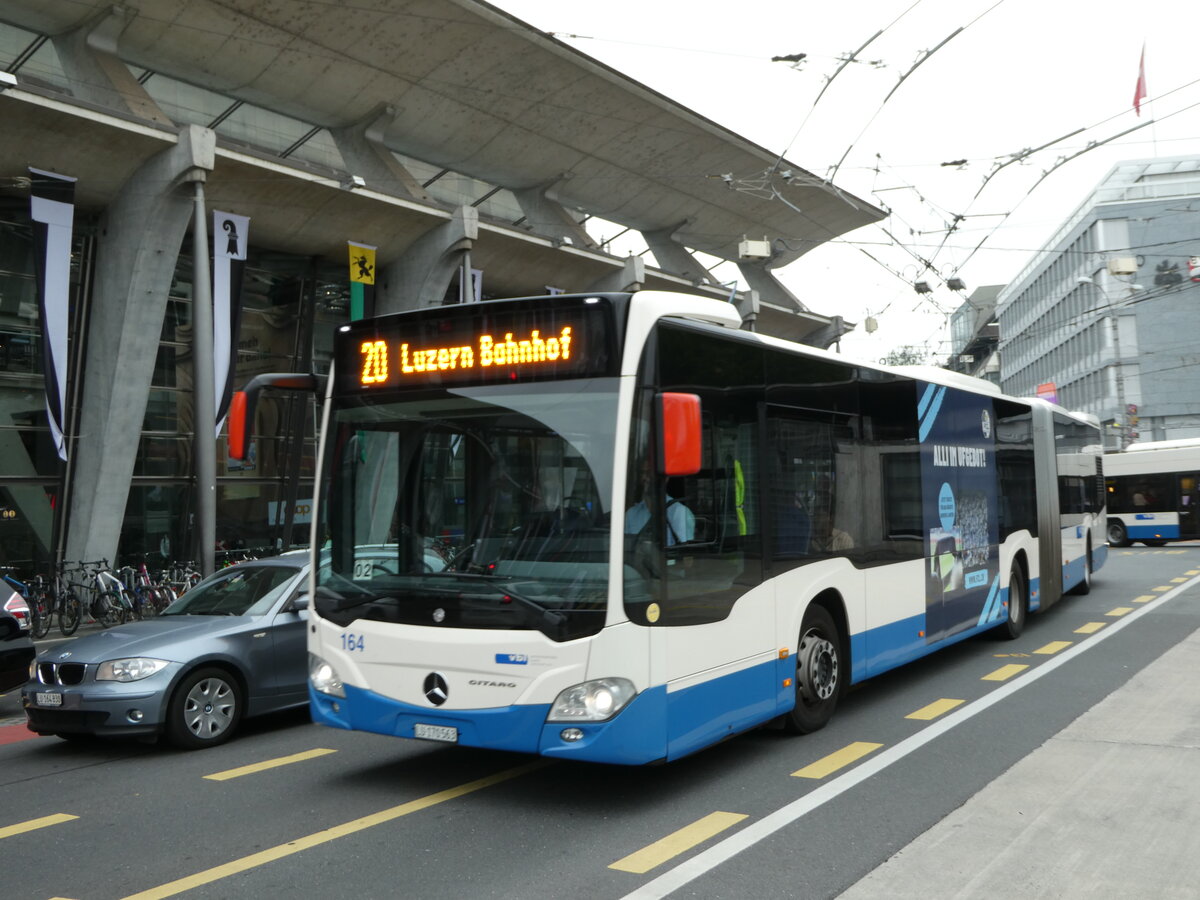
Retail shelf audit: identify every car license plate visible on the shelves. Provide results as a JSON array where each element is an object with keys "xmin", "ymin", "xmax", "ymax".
[
  {"xmin": 36, "ymin": 692, "xmax": 62, "ymax": 707},
  {"xmin": 414, "ymin": 723, "xmax": 458, "ymax": 743}
]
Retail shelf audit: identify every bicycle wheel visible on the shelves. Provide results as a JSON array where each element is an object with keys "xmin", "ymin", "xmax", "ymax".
[
  {"xmin": 59, "ymin": 590, "xmax": 81, "ymax": 636},
  {"xmin": 95, "ymin": 591, "xmax": 126, "ymax": 628},
  {"xmin": 31, "ymin": 591, "xmax": 52, "ymax": 639}
]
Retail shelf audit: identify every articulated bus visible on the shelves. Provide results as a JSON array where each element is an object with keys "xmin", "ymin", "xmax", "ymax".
[
  {"xmin": 230, "ymin": 291, "xmax": 1105, "ymax": 764},
  {"xmin": 1104, "ymin": 438, "xmax": 1200, "ymax": 546}
]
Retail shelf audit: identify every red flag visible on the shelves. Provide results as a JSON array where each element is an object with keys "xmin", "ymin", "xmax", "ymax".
[{"xmin": 1133, "ymin": 44, "xmax": 1147, "ymax": 116}]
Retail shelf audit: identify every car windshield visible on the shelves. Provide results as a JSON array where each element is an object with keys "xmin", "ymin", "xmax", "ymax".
[
  {"xmin": 162, "ymin": 565, "xmax": 299, "ymax": 616},
  {"xmin": 316, "ymin": 379, "xmax": 618, "ymax": 641}
]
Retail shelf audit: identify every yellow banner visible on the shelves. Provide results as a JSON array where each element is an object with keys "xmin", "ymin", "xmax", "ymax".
[{"xmin": 348, "ymin": 242, "xmax": 376, "ymax": 285}]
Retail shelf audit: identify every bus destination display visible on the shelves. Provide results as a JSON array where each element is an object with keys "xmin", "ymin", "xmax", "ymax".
[{"xmin": 339, "ymin": 299, "xmax": 612, "ymax": 391}]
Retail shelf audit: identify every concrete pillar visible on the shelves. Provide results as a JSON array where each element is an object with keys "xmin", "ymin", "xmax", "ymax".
[
  {"xmin": 803, "ymin": 315, "xmax": 849, "ymax": 350},
  {"xmin": 64, "ymin": 125, "xmax": 215, "ymax": 567},
  {"xmin": 736, "ymin": 262, "xmax": 810, "ymax": 313},
  {"xmin": 513, "ymin": 180, "xmax": 598, "ymax": 250},
  {"xmin": 51, "ymin": 6, "xmax": 173, "ymax": 126},
  {"xmin": 642, "ymin": 222, "xmax": 715, "ymax": 284},
  {"xmin": 327, "ymin": 104, "xmax": 434, "ymax": 204},
  {"xmin": 377, "ymin": 206, "xmax": 478, "ymax": 313},
  {"xmin": 586, "ymin": 256, "xmax": 645, "ymax": 293}
]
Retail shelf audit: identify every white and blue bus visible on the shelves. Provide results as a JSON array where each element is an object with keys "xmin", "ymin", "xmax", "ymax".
[
  {"xmin": 231, "ymin": 291, "xmax": 1105, "ymax": 764},
  {"xmin": 1104, "ymin": 438, "xmax": 1200, "ymax": 546}
]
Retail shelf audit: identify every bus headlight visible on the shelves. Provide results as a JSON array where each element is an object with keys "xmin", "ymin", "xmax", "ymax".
[
  {"xmin": 547, "ymin": 678, "xmax": 636, "ymax": 722},
  {"xmin": 309, "ymin": 653, "xmax": 345, "ymax": 698}
]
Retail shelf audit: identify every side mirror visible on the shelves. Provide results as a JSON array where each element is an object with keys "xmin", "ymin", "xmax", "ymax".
[
  {"xmin": 657, "ymin": 392, "xmax": 701, "ymax": 477},
  {"xmin": 290, "ymin": 592, "xmax": 310, "ymax": 612}
]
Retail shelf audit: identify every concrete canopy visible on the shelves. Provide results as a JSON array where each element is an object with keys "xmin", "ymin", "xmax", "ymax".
[{"xmin": 5, "ymin": 0, "xmax": 883, "ymax": 268}]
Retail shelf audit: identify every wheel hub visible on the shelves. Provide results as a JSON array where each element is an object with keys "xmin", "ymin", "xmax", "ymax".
[{"xmin": 797, "ymin": 629, "xmax": 838, "ymax": 703}]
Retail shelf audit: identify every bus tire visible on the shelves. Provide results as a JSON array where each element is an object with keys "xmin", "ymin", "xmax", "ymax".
[
  {"xmin": 998, "ymin": 566, "xmax": 1027, "ymax": 640},
  {"xmin": 1071, "ymin": 545, "xmax": 1092, "ymax": 595},
  {"xmin": 1107, "ymin": 520, "xmax": 1129, "ymax": 547},
  {"xmin": 785, "ymin": 604, "xmax": 844, "ymax": 734}
]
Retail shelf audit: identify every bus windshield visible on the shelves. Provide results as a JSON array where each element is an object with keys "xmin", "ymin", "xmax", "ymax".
[{"xmin": 316, "ymin": 377, "xmax": 619, "ymax": 641}]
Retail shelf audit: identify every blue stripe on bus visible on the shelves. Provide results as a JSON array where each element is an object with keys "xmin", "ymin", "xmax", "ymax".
[
  {"xmin": 1127, "ymin": 523, "xmax": 1180, "ymax": 539},
  {"xmin": 312, "ymin": 568, "xmax": 1078, "ymax": 765},
  {"xmin": 918, "ymin": 382, "xmax": 938, "ymax": 418},
  {"xmin": 918, "ymin": 386, "xmax": 947, "ymax": 442},
  {"xmin": 309, "ymin": 683, "xmax": 551, "ymax": 754}
]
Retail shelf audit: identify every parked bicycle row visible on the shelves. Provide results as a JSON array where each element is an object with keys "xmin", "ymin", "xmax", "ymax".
[{"xmin": 0, "ymin": 558, "xmax": 206, "ymax": 638}]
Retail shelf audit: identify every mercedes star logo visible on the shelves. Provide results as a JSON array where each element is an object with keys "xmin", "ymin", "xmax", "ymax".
[{"xmin": 424, "ymin": 672, "xmax": 449, "ymax": 706}]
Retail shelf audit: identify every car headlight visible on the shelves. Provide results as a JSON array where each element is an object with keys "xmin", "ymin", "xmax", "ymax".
[
  {"xmin": 96, "ymin": 658, "xmax": 170, "ymax": 682},
  {"xmin": 309, "ymin": 653, "xmax": 345, "ymax": 698},
  {"xmin": 547, "ymin": 677, "xmax": 636, "ymax": 723}
]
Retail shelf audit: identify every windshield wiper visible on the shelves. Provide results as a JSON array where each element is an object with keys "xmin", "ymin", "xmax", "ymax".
[{"xmin": 416, "ymin": 572, "xmax": 568, "ymax": 640}]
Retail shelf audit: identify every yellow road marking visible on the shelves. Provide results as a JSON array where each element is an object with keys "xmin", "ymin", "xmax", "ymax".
[
  {"xmin": 1152, "ymin": 586, "xmax": 1171, "ymax": 592},
  {"xmin": 1133, "ymin": 595, "xmax": 1157, "ymax": 603},
  {"xmin": 906, "ymin": 698, "xmax": 964, "ymax": 721},
  {"xmin": 120, "ymin": 761, "xmax": 547, "ymax": 900},
  {"xmin": 1107, "ymin": 607, "xmax": 1134, "ymax": 617},
  {"xmin": 0, "ymin": 813, "xmax": 78, "ymax": 839},
  {"xmin": 982, "ymin": 664, "xmax": 1028, "ymax": 682},
  {"xmin": 792, "ymin": 741, "xmax": 882, "ymax": 779},
  {"xmin": 609, "ymin": 812, "xmax": 748, "ymax": 873},
  {"xmin": 1075, "ymin": 622, "xmax": 1106, "ymax": 634},
  {"xmin": 1033, "ymin": 641, "xmax": 1073, "ymax": 655},
  {"xmin": 1167, "ymin": 550, "xmax": 1185, "ymax": 554},
  {"xmin": 204, "ymin": 748, "xmax": 337, "ymax": 781},
  {"xmin": 1171, "ymin": 577, "xmax": 1188, "ymax": 583},
  {"xmin": 1186, "ymin": 570, "xmax": 1200, "ymax": 575}
]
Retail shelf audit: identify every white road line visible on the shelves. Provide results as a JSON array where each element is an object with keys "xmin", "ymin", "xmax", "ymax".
[{"xmin": 620, "ymin": 571, "xmax": 1200, "ymax": 900}]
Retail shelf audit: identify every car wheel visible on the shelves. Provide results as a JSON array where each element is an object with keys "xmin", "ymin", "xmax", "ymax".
[
  {"xmin": 167, "ymin": 668, "xmax": 243, "ymax": 750},
  {"xmin": 784, "ymin": 604, "xmax": 844, "ymax": 734}
]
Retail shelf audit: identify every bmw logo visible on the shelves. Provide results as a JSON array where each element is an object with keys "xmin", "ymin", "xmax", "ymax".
[
  {"xmin": 424, "ymin": 672, "xmax": 449, "ymax": 706},
  {"xmin": 58, "ymin": 651, "xmax": 72, "ymax": 660}
]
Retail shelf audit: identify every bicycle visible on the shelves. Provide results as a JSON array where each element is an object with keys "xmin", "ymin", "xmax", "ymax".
[
  {"xmin": 118, "ymin": 560, "xmax": 173, "ymax": 617},
  {"xmin": 165, "ymin": 560, "xmax": 202, "ymax": 596},
  {"xmin": 68, "ymin": 560, "xmax": 132, "ymax": 628},
  {"xmin": 52, "ymin": 566, "xmax": 82, "ymax": 636},
  {"xmin": 1, "ymin": 566, "xmax": 50, "ymax": 638}
]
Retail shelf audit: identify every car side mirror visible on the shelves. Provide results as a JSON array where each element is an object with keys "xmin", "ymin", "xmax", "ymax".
[{"xmin": 290, "ymin": 592, "xmax": 310, "ymax": 611}]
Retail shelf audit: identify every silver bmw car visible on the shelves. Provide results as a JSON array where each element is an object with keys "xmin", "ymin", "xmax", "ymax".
[{"xmin": 21, "ymin": 555, "xmax": 310, "ymax": 749}]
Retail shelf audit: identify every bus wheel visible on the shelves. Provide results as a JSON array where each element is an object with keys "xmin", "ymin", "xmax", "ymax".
[
  {"xmin": 1071, "ymin": 546, "xmax": 1092, "ymax": 595},
  {"xmin": 1107, "ymin": 521, "xmax": 1129, "ymax": 547},
  {"xmin": 785, "ymin": 604, "xmax": 843, "ymax": 734},
  {"xmin": 999, "ymin": 566, "xmax": 1027, "ymax": 640}
]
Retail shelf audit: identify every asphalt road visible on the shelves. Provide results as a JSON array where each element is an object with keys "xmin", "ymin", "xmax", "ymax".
[{"xmin": 2, "ymin": 545, "xmax": 1197, "ymax": 900}]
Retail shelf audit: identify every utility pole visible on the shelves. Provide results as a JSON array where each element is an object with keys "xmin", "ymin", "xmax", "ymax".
[{"xmin": 188, "ymin": 173, "xmax": 216, "ymax": 577}]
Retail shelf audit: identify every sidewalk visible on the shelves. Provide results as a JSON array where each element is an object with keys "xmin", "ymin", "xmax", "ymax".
[{"xmin": 839, "ymin": 624, "xmax": 1200, "ymax": 899}]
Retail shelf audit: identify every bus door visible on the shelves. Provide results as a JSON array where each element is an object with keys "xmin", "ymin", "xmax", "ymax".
[
  {"xmin": 1179, "ymin": 474, "xmax": 1200, "ymax": 539},
  {"xmin": 659, "ymin": 410, "xmax": 771, "ymax": 759}
]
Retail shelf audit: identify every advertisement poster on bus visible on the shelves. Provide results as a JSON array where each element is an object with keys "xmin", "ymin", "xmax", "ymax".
[{"xmin": 918, "ymin": 382, "xmax": 1001, "ymax": 642}]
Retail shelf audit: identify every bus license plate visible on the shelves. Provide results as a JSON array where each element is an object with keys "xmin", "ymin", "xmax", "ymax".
[
  {"xmin": 36, "ymin": 692, "xmax": 63, "ymax": 707},
  {"xmin": 414, "ymin": 723, "xmax": 458, "ymax": 743}
]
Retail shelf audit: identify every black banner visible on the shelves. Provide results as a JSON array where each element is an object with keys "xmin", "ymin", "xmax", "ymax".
[{"xmin": 213, "ymin": 211, "xmax": 248, "ymax": 436}]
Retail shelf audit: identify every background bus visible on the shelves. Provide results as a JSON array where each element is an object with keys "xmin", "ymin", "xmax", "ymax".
[
  {"xmin": 232, "ymin": 290, "xmax": 1105, "ymax": 764},
  {"xmin": 1105, "ymin": 438, "xmax": 1200, "ymax": 546}
]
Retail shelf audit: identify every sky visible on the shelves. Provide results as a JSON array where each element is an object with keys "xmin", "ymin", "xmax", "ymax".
[{"xmin": 493, "ymin": 0, "xmax": 1200, "ymax": 363}]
